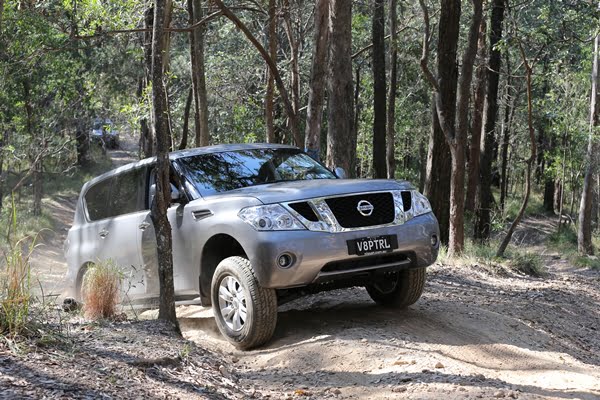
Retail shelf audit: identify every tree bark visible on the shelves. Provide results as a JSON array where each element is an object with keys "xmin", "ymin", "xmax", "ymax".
[
  {"xmin": 372, "ymin": 0, "xmax": 386, "ymax": 179},
  {"xmin": 141, "ymin": 7, "xmax": 155, "ymax": 157},
  {"xmin": 475, "ymin": 0, "xmax": 505, "ymax": 242},
  {"xmin": 499, "ymin": 56, "xmax": 516, "ymax": 213},
  {"xmin": 282, "ymin": 0, "xmax": 300, "ymax": 120},
  {"xmin": 452, "ymin": 0, "xmax": 483, "ymax": 255},
  {"xmin": 578, "ymin": 19, "xmax": 600, "ymax": 255},
  {"xmin": 386, "ymin": 0, "xmax": 398, "ymax": 179},
  {"xmin": 304, "ymin": 0, "xmax": 329, "ymax": 159},
  {"xmin": 326, "ymin": 0, "xmax": 355, "ymax": 176},
  {"xmin": 188, "ymin": 0, "xmax": 210, "ymax": 147},
  {"xmin": 179, "ymin": 87, "xmax": 192, "ymax": 150},
  {"xmin": 465, "ymin": 19, "xmax": 487, "ymax": 212},
  {"xmin": 151, "ymin": 0, "xmax": 178, "ymax": 327},
  {"xmin": 213, "ymin": 0, "xmax": 302, "ymax": 147},
  {"xmin": 419, "ymin": 0, "xmax": 460, "ymax": 248},
  {"xmin": 265, "ymin": 0, "xmax": 277, "ymax": 144}
]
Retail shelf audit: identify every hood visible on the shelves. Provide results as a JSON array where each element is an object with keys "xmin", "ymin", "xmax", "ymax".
[{"xmin": 203, "ymin": 179, "xmax": 415, "ymax": 204}]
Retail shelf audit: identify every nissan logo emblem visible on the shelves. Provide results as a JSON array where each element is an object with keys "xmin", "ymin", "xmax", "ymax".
[{"xmin": 357, "ymin": 200, "xmax": 374, "ymax": 216}]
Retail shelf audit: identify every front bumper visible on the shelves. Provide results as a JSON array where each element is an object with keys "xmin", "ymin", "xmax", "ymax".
[{"xmin": 246, "ymin": 212, "xmax": 439, "ymax": 288}]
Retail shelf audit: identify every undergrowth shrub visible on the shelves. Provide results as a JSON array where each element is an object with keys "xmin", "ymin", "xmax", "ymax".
[
  {"xmin": 82, "ymin": 261, "xmax": 123, "ymax": 320},
  {"xmin": 509, "ymin": 252, "xmax": 546, "ymax": 277},
  {"xmin": 0, "ymin": 237, "xmax": 34, "ymax": 336}
]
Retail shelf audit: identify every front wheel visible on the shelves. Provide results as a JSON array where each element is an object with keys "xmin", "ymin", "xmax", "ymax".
[
  {"xmin": 211, "ymin": 256, "xmax": 277, "ymax": 350},
  {"xmin": 366, "ymin": 267, "xmax": 426, "ymax": 308}
]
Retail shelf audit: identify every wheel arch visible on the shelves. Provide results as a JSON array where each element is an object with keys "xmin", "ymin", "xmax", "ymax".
[{"xmin": 199, "ymin": 234, "xmax": 247, "ymax": 305}]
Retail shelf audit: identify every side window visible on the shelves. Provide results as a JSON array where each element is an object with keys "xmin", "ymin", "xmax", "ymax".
[
  {"xmin": 84, "ymin": 167, "xmax": 148, "ymax": 221},
  {"xmin": 110, "ymin": 168, "xmax": 148, "ymax": 216},
  {"xmin": 84, "ymin": 178, "xmax": 112, "ymax": 221}
]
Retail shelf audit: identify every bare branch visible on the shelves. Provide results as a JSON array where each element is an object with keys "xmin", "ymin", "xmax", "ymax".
[{"xmin": 418, "ymin": 0, "xmax": 440, "ymax": 92}]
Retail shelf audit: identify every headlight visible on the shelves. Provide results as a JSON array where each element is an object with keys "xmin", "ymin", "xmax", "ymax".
[
  {"xmin": 239, "ymin": 204, "xmax": 306, "ymax": 231},
  {"xmin": 412, "ymin": 191, "xmax": 432, "ymax": 216}
]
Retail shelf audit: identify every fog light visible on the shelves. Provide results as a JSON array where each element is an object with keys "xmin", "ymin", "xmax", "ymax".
[
  {"xmin": 277, "ymin": 253, "xmax": 293, "ymax": 268},
  {"xmin": 431, "ymin": 235, "xmax": 439, "ymax": 248}
]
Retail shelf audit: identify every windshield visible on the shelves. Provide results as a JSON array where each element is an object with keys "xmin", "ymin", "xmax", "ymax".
[{"xmin": 174, "ymin": 148, "xmax": 336, "ymax": 197}]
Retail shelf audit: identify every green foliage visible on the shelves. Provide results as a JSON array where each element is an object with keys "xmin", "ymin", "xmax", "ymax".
[
  {"xmin": 508, "ymin": 252, "xmax": 546, "ymax": 277},
  {"xmin": 0, "ymin": 236, "xmax": 34, "ymax": 336},
  {"xmin": 0, "ymin": 199, "xmax": 35, "ymax": 337},
  {"xmin": 573, "ymin": 255, "xmax": 600, "ymax": 271}
]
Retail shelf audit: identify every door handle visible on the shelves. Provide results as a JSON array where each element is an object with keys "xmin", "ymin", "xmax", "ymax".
[
  {"xmin": 139, "ymin": 222, "xmax": 151, "ymax": 231},
  {"xmin": 99, "ymin": 229, "xmax": 109, "ymax": 238}
]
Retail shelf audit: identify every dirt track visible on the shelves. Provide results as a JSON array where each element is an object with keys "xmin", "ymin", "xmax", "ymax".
[
  {"xmin": 179, "ymin": 255, "xmax": 600, "ymax": 399},
  {"xmin": 27, "ymin": 143, "xmax": 600, "ymax": 399}
]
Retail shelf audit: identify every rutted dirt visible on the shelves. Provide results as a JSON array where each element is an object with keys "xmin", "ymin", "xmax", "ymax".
[
  {"xmin": 179, "ymin": 253, "xmax": 600, "ymax": 399},
  {"xmin": 24, "ymin": 144, "xmax": 600, "ymax": 400}
]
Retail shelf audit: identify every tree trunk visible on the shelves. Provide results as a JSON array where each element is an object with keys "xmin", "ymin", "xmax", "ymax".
[
  {"xmin": 188, "ymin": 0, "xmax": 210, "ymax": 147},
  {"xmin": 451, "ymin": 0, "xmax": 483, "ymax": 255},
  {"xmin": 499, "ymin": 59, "xmax": 516, "ymax": 213},
  {"xmin": 419, "ymin": 139, "xmax": 426, "ymax": 192},
  {"xmin": 304, "ymin": 0, "xmax": 329, "ymax": 159},
  {"xmin": 326, "ymin": 0, "xmax": 355, "ymax": 176},
  {"xmin": 32, "ymin": 158, "xmax": 42, "ymax": 217},
  {"xmin": 465, "ymin": 19, "xmax": 487, "ymax": 212},
  {"xmin": 419, "ymin": 0, "xmax": 459, "ymax": 246},
  {"xmin": 265, "ymin": 0, "xmax": 277, "ymax": 144},
  {"xmin": 179, "ymin": 87, "xmax": 192, "ymax": 150},
  {"xmin": 386, "ymin": 0, "xmax": 398, "ymax": 179},
  {"xmin": 372, "ymin": 0, "xmax": 386, "ymax": 179},
  {"xmin": 282, "ymin": 0, "xmax": 300, "ymax": 121},
  {"xmin": 475, "ymin": 0, "xmax": 505, "ymax": 242},
  {"xmin": 75, "ymin": 119, "xmax": 90, "ymax": 167},
  {"xmin": 151, "ymin": 0, "xmax": 178, "ymax": 327},
  {"xmin": 425, "ymin": 104, "xmax": 451, "ymax": 244},
  {"xmin": 578, "ymin": 22, "xmax": 600, "ymax": 255},
  {"xmin": 0, "ymin": 133, "xmax": 4, "ymax": 211},
  {"xmin": 141, "ymin": 7, "xmax": 155, "ymax": 157}
]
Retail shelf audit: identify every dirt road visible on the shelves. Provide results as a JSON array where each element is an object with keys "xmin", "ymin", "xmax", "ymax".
[
  {"xmin": 179, "ymin": 256, "xmax": 600, "ymax": 399},
  {"xmin": 28, "ymin": 144, "xmax": 600, "ymax": 399}
]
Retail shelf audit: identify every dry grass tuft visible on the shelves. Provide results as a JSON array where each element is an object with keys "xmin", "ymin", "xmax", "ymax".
[
  {"xmin": 82, "ymin": 261, "xmax": 122, "ymax": 320},
  {"xmin": 0, "ymin": 237, "xmax": 35, "ymax": 336}
]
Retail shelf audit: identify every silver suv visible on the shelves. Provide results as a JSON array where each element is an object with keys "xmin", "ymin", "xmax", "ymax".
[{"xmin": 65, "ymin": 144, "xmax": 439, "ymax": 349}]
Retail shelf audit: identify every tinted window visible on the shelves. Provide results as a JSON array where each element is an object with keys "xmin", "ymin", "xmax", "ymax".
[
  {"xmin": 85, "ymin": 178, "xmax": 112, "ymax": 221},
  {"xmin": 175, "ymin": 148, "xmax": 336, "ymax": 196},
  {"xmin": 85, "ymin": 168, "xmax": 147, "ymax": 221},
  {"xmin": 110, "ymin": 168, "xmax": 147, "ymax": 216}
]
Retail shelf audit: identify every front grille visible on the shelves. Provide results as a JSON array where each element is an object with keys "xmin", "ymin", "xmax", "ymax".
[
  {"xmin": 321, "ymin": 252, "xmax": 410, "ymax": 273},
  {"xmin": 289, "ymin": 201, "xmax": 319, "ymax": 221},
  {"xmin": 325, "ymin": 192, "xmax": 394, "ymax": 228},
  {"xmin": 401, "ymin": 191, "xmax": 412, "ymax": 211}
]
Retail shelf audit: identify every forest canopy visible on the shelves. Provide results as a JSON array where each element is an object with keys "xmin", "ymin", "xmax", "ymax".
[{"xmin": 1, "ymin": 0, "xmax": 599, "ymax": 258}]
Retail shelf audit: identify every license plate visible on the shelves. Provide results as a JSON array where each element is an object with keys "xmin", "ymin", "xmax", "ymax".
[{"xmin": 347, "ymin": 235, "xmax": 398, "ymax": 256}]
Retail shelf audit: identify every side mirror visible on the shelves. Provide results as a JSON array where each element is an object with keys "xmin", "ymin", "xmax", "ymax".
[
  {"xmin": 334, "ymin": 167, "xmax": 347, "ymax": 179},
  {"xmin": 149, "ymin": 183, "xmax": 183, "ymax": 205},
  {"xmin": 170, "ymin": 184, "xmax": 182, "ymax": 202}
]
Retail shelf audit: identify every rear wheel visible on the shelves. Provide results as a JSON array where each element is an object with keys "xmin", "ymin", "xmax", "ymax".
[
  {"xmin": 366, "ymin": 267, "xmax": 426, "ymax": 308},
  {"xmin": 211, "ymin": 256, "xmax": 277, "ymax": 350}
]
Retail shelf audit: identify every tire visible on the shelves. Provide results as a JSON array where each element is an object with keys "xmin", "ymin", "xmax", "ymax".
[
  {"xmin": 211, "ymin": 256, "xmax": 277, "ymax": 350},
  {"xmin": 366, "ymin": 267, "xmax": 426, "ymax": 308}
]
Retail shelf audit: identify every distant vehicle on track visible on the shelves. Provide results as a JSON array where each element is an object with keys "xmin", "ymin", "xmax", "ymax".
[{"xmin": 91, "ymin": 118, "xmax": 119, "ymax": 149}]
